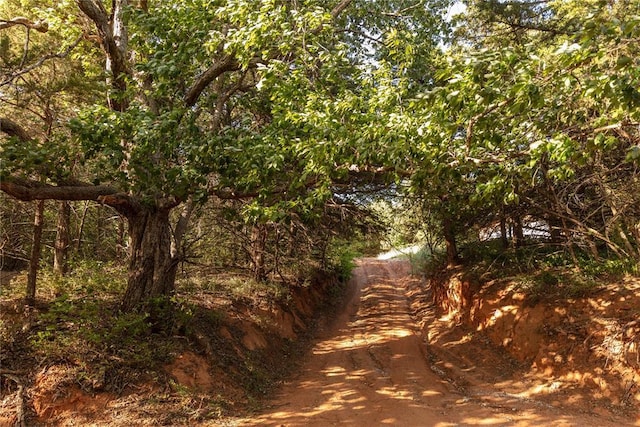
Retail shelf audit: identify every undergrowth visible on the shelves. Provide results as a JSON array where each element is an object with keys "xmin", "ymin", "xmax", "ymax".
[
  {"xmin": 420, "ymin": 239, "xmax": 639, "ymax": 302},
  {"xmin": 1, "ymin": 263, "xmax": 193, "ymax": 394}
]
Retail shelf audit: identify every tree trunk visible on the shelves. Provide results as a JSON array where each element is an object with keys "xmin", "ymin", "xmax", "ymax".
[
  {"xmin": 500, "ymin": 212, "xmax": 508, "ymax": 249},
  {"xmin": 512, "ymin": 214, "xmax": 524, "ymax": 248},
  {"xmin": 250, "ymin": 224, "xmax": 267, "ymax": 281},
  {"xmin": 76, "ymin": 201, "xmax": 90, "ymax": 253},
  {"xmin": 442, "ymin": 215, "xmax": 459, "ymax": 266},
  {"xmin": 54, "ymin": 201, "xmax": 71, "ymax": 275},
  {"xmin": 26, "ymin": 200, "xmax": 45, "ymax": 306},
  {"xmin": 121, "ymin": 208, "xmax": 178, "ymax": 311}
]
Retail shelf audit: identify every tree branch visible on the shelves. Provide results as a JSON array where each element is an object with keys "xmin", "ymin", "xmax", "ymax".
[
  {"xmin": 0, "ymin": 119, "xmax": 132, "ymax": 210},
  {"xmin": 184, "ymin": 0, "xmax": 353, "ymax": 108},
  {"xmin": 184, "ymin": 54, "xmax": 239, "ymax": 107},
  {"xmin": 382, "ymin": 1, "xmax": 424, "ymax": 18},
  {"xmin": 465, "ymin": 99, "xmax": 510, "ymax": 152},
  {"xmin": 0, "ymin": 36, "xmax": 84, "ymax": 87},
  {"xmin": 0, "ymin": 118, "xmax": 31, "ymax": 141},
  {"xmin": 0, "ymin": 178, "xmax": 119, "ymax": 202},
  {"xmin": 77, "ymin": 0, "xmax": 130, "ymax": 110},
  {"xmin": 0, "ymin": 18, "xmax": 48, "ymax": 32},
  {"xmin": 331, "ymin": 0, "xmax": 353, "ymax": 19}
]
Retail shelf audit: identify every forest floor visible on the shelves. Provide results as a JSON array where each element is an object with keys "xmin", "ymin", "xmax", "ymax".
[{"xmin": 1, "ymin": 258, "xmax": 640, "ymax": 426}]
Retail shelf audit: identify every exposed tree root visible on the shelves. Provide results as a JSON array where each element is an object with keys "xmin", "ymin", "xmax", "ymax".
[{"xmin": 1, "ymin": 371, "xmax": 27, "ymax": 427}]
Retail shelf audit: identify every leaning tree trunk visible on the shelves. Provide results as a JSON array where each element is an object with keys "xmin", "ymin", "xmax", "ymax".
[
  {"xmin": 26, "ymin": 200, "xmax": 45, "ymax": 306},
  {"xmin": 121, "ymin": 207, "xmax": 179, "ymax": 311}
]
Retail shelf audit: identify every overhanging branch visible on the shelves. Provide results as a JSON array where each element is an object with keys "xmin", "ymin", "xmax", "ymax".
[
  {"xmin": 0, "ymin": 118, "xmax": 31, "ymax": 141},
  {"xmin": 184, "ymin": 54, "xmax": 239, "ymax": 107},
  {"xmin": 0, "ymin": 177, "xmax": 119, "ymax": 202},
  {"xmin": 0, "ymin": 17, "xmax": 48, "ymax": 32}
]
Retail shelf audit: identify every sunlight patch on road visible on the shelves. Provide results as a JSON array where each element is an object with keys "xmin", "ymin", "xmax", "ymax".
[
  {"xmin": 376, "ymin": 387, "xmax": 413, "ymax": 400},
  {"xmin": 389, "ymin": 328, "xmax": 412, "ymax": 338},
  {"xmin": 377, "ymin": 244, "xmax": 423, "ymax": 260},
  {"xmin": 313, "ymin": 329, "xmax": 411, "ymax": 354},
  {"xmin": 323, "ymin": 366, "xmax": 346, "ymax": 377}
]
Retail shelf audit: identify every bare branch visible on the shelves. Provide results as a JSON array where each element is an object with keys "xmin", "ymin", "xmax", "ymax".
[
  {"xmin": 19, "ymin": 26, "xmax": 30, "ymax": 68},
  {"xmin": 0, "ymin": 17, "xmax": 48, "ymax": 32},
  {"xmin": 0, "ymin": 36, "xmax": 84, "ymax": 87}
]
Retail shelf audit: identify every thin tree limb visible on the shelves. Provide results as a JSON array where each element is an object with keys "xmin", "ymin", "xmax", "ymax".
[
  {"xmin": 0, "ymin": 36, "xmax": 83, "ymax": 87},
  {"xmin": 19, "ymin": 27, "xmax": 30, "ymax": 69}
]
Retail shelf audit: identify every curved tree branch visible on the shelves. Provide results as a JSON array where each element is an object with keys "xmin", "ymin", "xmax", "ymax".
[
  {"xmin": 184, "ymin": 54, "xmax": 239, "ymax": 107},
  {"xmin": 0, "ymin": 118, "xmax": 31, "ymax": 141},
  {"xmin": 0, "ymin": 17, "xmax": 48, "ymax": 32},
  {"xmin": 184, "ymin": 0, "xmax": 354, "ymax": 108}
]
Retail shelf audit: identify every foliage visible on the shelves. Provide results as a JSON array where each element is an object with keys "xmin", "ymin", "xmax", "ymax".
[
  {"xmin": 514, "ymin": 270, "xmax": 600, "ymax": 304},
  {"xmin": 326, "ymin": 239, "xmax": 361, "ymax": 281},
  {"xmin": 0, "ymin": 262, "xmax": 184, "ymax": 391},
  {"xmin": 391, "ymin": 0, "xmax": 640, "ymax": 272},
  {"xmin": 1, "ymin": 0, "xmax": 458, "ymax": 309},
  {"xmin": 3, "ymin": 0, "xmax": 640, "ymax": 312}
]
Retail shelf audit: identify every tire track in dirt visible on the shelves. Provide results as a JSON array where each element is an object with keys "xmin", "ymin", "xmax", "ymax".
[{"xmin": 234, "ymin": 258, "xmax": 634, "ymax": 426}]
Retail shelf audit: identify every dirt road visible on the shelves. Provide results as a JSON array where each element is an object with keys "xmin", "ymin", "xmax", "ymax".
[{"xmin": 237, "ymin": 258, "xmax": 636, "ymax": 426}]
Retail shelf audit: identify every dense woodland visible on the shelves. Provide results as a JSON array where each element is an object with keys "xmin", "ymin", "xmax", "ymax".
[{"xmin": 2, "ymin": 0, "xmax": 640, "ymax": 309}]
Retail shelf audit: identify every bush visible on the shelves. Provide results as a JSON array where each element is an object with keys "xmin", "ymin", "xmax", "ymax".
[
  {"xmin": 327, "ymin": 240, "xmax": 360, "ymax": 281},
  {"xmin": 578, "ymin": 257, "xmax": 638, "ymax": 279}
]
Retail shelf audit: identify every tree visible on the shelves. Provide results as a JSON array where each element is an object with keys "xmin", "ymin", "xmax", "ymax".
[
  {"xmin": 402, "ymin": 0, "xmax": 640, "ymax": 264},
  {"xmin": 2, "ymin": 0, "xmax": 454, "ymax": 310}
]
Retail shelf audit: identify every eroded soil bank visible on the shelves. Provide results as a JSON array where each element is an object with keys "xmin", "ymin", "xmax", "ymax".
[
  {"xmin": 426, "ymin": 264, "xmax": 640, "ymax": 421},
  {"xmin": 0, "ymin": 269, "xmax": 344, "ymax": 426}
]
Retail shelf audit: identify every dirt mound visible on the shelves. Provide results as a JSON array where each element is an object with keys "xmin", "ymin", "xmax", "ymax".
[
  {"xmin": 32, "ymin": 368, "xmax": 114, "ymax": 422},
  {"xmin": 0, "ymin": 271, "xmax": 344, "ymax": 426},
  {"xmin": 425, "ymin": 266, "xmax": 640, "ymax": 419}
]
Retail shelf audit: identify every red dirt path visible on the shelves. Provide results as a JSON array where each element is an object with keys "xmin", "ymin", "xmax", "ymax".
[{"xmin": 233, "ymin": 258, "xmax": 639, "ymax": 426}]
